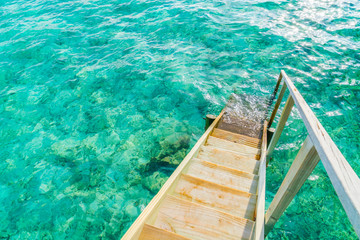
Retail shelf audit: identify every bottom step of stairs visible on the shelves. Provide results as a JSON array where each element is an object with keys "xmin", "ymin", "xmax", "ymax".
[{"xmin": 152, "ymin": 195, "xmax": 254, "ymax": 240}]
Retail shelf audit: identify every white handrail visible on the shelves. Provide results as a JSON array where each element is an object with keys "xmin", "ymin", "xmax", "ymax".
[{"xmin": 266, "ymin": 70, "xmax": 360, "ymax": 237}]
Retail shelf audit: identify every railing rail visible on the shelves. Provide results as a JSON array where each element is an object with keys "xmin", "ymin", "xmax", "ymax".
[
  {"xmin": 264, "ymin": 70, "xmax": 360, "ymax": 237},
  {"xmin": 252, "ymin": 121, "xmax": 267, "ymax": 240}
]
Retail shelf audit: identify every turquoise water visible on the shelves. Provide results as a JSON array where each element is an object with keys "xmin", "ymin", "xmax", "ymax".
[{"xmin": 0, "ymin": 0, "xmax": 359, "ymax": 239}]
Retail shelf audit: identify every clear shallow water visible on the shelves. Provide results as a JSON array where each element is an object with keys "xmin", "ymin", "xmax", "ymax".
[{"xmin": 0, "ymin": 0, "xmax": 359, "ymax": 239}]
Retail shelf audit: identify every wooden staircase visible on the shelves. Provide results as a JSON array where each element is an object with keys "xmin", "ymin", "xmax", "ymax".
[
  {"xmin": 139, "ymin": 129, "xmax": 262, "ymax": 239},
  {"xmin": 122, "ymin": 104, "xmax": 268, "ymax": 240},
  {"xmin": 123, "ymin": 71, "xmax": 360, "ymax": 239}
]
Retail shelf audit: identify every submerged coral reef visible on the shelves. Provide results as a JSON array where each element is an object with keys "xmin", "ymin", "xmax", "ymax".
[{"xmin": 0, "ymin": 0, "xmax": 359, "ymax": 239}]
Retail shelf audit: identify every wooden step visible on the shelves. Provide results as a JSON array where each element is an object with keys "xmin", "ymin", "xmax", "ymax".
[
  {"xmin": 139, "ymin": 224, "xmax": 191, "ymax": 240},
  {"xmin": 154, "ymin": 195, "xmax": 254, "ymax": 240},
  {"xmin": 185, "ymin": 158, "xmax": 258, "ymax": 194},
  {"xmin": 173, "ymin": 174, "xmax": 257, "ymax": 220},
  {"xmin": 198, "ymin": 146, "xmax": 259, "ymax": 174},
  {"xmin": 206, "ymin": 136, "xmax": 261, "ymax": 160},
  {"xmin": 217, "ymin": 117, "xmax": 263, "ymax": 139},
  {"xmin": 212, "ymin": 128, "xmax": 261, "ymax": 149}
]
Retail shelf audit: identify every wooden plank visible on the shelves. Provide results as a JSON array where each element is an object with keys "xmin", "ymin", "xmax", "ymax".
[
  {"xmin": 206, "ymin": 136, "xmax": 261, "ymax": 160},
  {"xmin": 264, "ymin": 136, "xmax": 320, "ymax": 236},
  {"xmin": 198, "ymin": 145, "xmax": 259, "ymax": 174},
  {"xmin": 139, "ymin": 224, "xmax": 191, "ymax": 240},
  {"xmin": 253, "ymin": 121, "xmax": 267, "ymax": 240},
  {"xmin": 217, "ymin": 117, "xmax": 263, "ymax": 139},
  {"xmin": 268, "ymin": 83, "xmax": 287, "ymax": 128},
  {"xmin": 212, "ymin": 128, "xmax": 261, "ymax": 149},
  {"xmin": 121, "ymin": 110, "xmax": 225, "ymax": 240},
  {"xmin": 154, "ymin": 195, "xmax": 255, "ymax": 240},
  {"xmin": 173, "ymin": 174, "xmax": 257, "ymax": 219},
  {"xmin": 186, "ymin": 158, "xmax": 259, "ymax": 194},
  {"xmin": 266, "ymin": 95, "xmax": 294, "ymax": 161},
  {"xmin": 281, "ymin": 70, "xmax": 360, "ymax": 237}
]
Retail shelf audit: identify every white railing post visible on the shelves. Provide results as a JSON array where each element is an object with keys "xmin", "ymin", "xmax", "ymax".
[
  {"xmin": 268, "ymin": 84, "xmax": 287, "ymax": 128},
  {"xmin": 266, "ymin": 95, "xmax": 294, "ymax": 161},
  {"xmin": 264, "ymin": 136, "xmax": 320, "ymax": 236},
  {"xmin": 269, "ymin": 72, "xmax": 283, "ymax": 105}
]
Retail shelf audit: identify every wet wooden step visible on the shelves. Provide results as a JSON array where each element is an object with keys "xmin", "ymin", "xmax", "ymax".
[
  {"xmin": 173, "ymin": 174, "xmax": 257, "ymax": 220},
  {"xmin": 206, "ymin": 136, "xmax": 261, "ymax": 160},
  {"xmin": 139, "ymin": 224, "xmax": 191, "ymax": 240},
  {"xmin": 217, "ymin": 117, "xmax": 264, "ymax": 139},
  {"xmin": 211, "ymin": 128, "xmax": 261, "ymax": 149},
  {"xmin": 185, "ymin": 158, "xmax": 258, "ymax": 194},
  {"xmin": 198, "ymin": 145, "xmax": 259, "ymax": 174},
  {"xmin": 154, "ymin": 195, "xmax": 255, "ymax": 240}
]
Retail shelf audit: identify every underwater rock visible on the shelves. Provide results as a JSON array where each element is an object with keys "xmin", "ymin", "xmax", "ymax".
[
  {"xmin": 86, "ymin": 114, "xmax": 109, "ymax": 133},
  {"xmin": 124, "ymin": 201, "xmax": 139, "ymax": 218},
  {"xmin": 82, "ymin": 134, "xmax": 99, "ymax": 151},
  {"xmin": 126, "ymin": 114, "xmax": 146, "ymax": 131},
  {"xmin": 96, "ymin": 207, "xmax": 112, "ymax": 223},
  {"xmin": 105, "ymin": 107, "xmax": 122, "ymax": 128},
  {"xmin": 153, "ymin": 96, "xmax": 173, "ymax": 112},
  {"xmin": 142, "ymin": 171, "xmax": 168, "ymax": 194},
  {"xmin": 107, "ymin": 131, "xmax": 120, "ymax": 146},
  {"xmin": 51, "ymin": 138, "xmax": 80, "ymax": 159},
  {"xmin": 27, "ymin": 85, "xmax": 50, "ymax": 105},
  {"xmin": 24, "ymin": 135, "xmax": 45, "ymax": 157},
  {"xmin": 90, "ymin": 90, "xmax": 107, "ymax": 104},
  {"xmin": 96, "ymin": 147, "xmax": 116, "ymax": 164},
  {"xmin": 135, "ymin": 158, "xmax": 151, "ymax": 173},
  {"xmin": 124, "ymin": 170, "xmax": 142, "ymax": 188},
  {"xmin": 89, "ymin": 164, "xmax": 106, "ymax": 187},
  {"xmin": 156, "ymin": 133, "xmax": 190, "ymax": 165},
  {"xmin": 146, "ymin": 110, "xmax": 160, "ymax": 123},
  {"xmin": 14, "ymin": 107, "xmax": 44, "ymax": 125},
  {"xmin": 50, "ymin": 90, "xmax": 77, "ymax": 115},
  {"xmin": 160, "ymin": 149, "xmax": 187, "ymax": 165}
]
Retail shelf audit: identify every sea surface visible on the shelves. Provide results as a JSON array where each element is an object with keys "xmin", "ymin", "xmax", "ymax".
[{"xmin": 0, "ymin": 0, "xmax": 359, "ymax": 239}]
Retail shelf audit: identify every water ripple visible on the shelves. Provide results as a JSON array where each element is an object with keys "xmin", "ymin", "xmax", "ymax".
[{"xmin": 0, "ymin": 0, "xmax": 359, "ymax": 239}]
